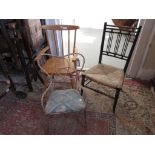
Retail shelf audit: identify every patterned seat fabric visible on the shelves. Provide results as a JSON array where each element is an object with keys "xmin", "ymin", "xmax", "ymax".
[
  {"xmin": 82, "ymin": 64, "xmax": 124, "ymax": 89},
  {"xmin": 45, "ymin": 89, "xmax": 86, "ymax": 114}
]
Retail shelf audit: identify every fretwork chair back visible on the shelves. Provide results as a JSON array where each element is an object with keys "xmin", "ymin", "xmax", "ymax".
[
  {"xmin": 35, "ymin": 25, "xmax": 85, "ymax": 88},
  {"xmin": 81, "ymin": 22, "xmax": 142, "ymax": 113}
]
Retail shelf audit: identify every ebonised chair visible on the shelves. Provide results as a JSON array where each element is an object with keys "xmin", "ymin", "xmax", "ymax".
[{"xmin": 81, "ymin": 22, "xmax": 142, "ymax": 113}]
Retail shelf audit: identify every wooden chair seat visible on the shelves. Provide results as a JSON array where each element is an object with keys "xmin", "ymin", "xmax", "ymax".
[{"xmin": 42, "ymin": 56, "xmax": 76, "ymax": 75}]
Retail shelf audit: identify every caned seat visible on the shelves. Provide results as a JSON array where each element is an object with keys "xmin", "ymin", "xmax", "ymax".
[{"xmin": 82, "ymin": 64, "xmax": 124, "ymax": 89}]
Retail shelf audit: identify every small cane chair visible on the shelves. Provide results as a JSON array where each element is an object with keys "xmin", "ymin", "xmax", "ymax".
[
  {"xmin": 81, "ymin": 22, "xmax": 142, "ymax": 113},
  {"xmin": 41, "ymin": 78, "xmax": 87, "ymax": 134},
  {"xmin": 35, "ymin": 25, "xmax": 85, "ymax": 88}
]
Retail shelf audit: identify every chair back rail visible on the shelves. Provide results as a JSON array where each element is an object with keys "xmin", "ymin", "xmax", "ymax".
[{"xmin": 99, "ymin": 22, "xmax": 142, "ymax": 73}]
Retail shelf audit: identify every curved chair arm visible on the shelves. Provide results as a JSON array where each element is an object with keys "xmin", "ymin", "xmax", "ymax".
[
  {"xmin": 63, "ymin": 52, "xmax": 85, "ymax": 88},
  {"xmin": 64, "ymin": 52, "xmax": 85, "ymax": 72},
  {"xmin": 34, "ymin": 46, "xmax": 50, "ymax": 61},
  {"xmin": 41, "ymin": 81, "xmax": 54, "ymax": 111},
  {"xmin": 34, "ymin": 46, "xmax": 51, "ymax": 76}
]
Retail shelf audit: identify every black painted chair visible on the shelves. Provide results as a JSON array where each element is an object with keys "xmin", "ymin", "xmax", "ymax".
[{"xmin": 81, "ymin": 22, "xmax": 142, "ymax": 113}]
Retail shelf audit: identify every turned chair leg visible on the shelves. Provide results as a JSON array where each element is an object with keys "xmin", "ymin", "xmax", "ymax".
[{"xmin": 113, "ymin": 88, "xmax": 121, "ymax": 113}]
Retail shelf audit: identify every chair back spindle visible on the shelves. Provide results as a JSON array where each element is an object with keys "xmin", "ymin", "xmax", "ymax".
[
  {"xmin": 68, "ymin": 30, "xmax": 70, "ymax": 57},
  {"xmin": 61, "ymin": 29, "xmax": 64, "ymax": 56},
  {"xmin": 53, "ymin": 30, "xmax": 59, "ymax": 56},
  {"xmin": 73, "ymin": 29, "xmax": 77, "ymax": 55}
]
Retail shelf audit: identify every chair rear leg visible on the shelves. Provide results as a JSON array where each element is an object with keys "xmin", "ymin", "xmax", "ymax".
[
  {"xmin": 81, "ymin": 75, "xmax": 85, "ymax": 95},
  {"xmin": 69, "ymin": 74, "xmax": 75, "ymax": 88},
  {"xmin": 84, "ymin": 109, "xmax": 87, "ymax": 131},
  {"xmin": 113, "ymin": 88, "xmax": 121, "ymax": 113},
  {"xmin": 43, "ymin": 115, "xmax": 49, "ymax": 135}
]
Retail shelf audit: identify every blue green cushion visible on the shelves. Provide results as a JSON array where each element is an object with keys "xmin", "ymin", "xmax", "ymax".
[{"xmin": 45, "ymin": 89, "xmax": 85, "ymax": 114}]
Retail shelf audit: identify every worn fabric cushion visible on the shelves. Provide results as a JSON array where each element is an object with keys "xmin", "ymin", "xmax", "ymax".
[
  {"xmin": 45, "ymin": 89, "xmax": 85, "ymax": 114},
  {"xmin": 82, "ymin": 64, "xmax": 124, "ymax": 89}
]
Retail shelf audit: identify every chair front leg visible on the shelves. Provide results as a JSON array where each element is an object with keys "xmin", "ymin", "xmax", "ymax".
[
  {"xmin": 84, "ymin": 108, "xmax": 87, "ymax": 130},
  {"xmin": 113, "ymin": 88, "xmax": 121, "ymax": 113},
  {"xmin": 81, "ymin": 74, "xmax": 85, "ymax": 95}
]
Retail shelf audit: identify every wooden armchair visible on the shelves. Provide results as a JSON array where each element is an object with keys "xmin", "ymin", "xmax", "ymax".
[{"xmin": 35, "ymin": 25, "xmax": 85, "ymax": 88}]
